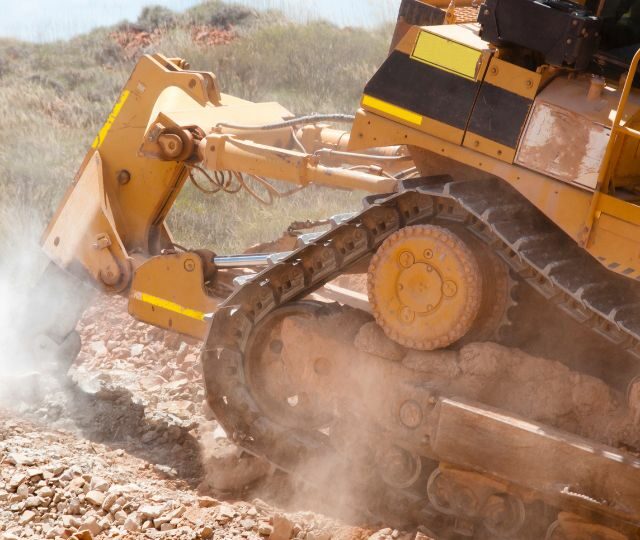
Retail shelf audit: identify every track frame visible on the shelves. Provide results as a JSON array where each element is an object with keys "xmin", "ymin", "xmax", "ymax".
[{"xmin": 202, "ymin": 176, "xmax": 640, "ymax": 539}]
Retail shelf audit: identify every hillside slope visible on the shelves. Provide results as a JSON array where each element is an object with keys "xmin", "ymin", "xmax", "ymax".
[{"xmin": 0, "ymin": 0, "xmax": 392, "ymax": 253}]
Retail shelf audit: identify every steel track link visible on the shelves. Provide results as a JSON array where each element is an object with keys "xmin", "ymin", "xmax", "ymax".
[
  {"xmin": 202, "ymin": 175, "xmax": 640, "ymax": 537},
  {"xmin": 425, "ymin": 178, "xmax": 640, "ymax": 361}
]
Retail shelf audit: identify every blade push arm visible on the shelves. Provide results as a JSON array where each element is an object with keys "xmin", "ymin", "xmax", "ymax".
[
  {"xmin": 199, "ymin": 134, "xmax": 397, "ymax": 194},
  {"xmin": 39, "ymin": 54, "xmax": 405, "ymax": 341}
]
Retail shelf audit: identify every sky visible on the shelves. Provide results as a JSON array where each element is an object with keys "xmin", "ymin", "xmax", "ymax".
[{"xmin": 0, "ymin": 0, "xmax": 401, "ymax": 42}]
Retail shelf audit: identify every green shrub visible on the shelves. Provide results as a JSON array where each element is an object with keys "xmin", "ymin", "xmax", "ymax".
[
  {"xmin": 138, "ymin": 5, "xmax": 179, "ymax": 31},
  {"xmin": 184, "ymin": 1, "xmax": 256, "ymax": 28}
]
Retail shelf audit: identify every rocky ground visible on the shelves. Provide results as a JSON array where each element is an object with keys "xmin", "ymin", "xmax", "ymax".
[{"xmin": 0, "ymin": 295, "xmax": 428, "ymax": 540}]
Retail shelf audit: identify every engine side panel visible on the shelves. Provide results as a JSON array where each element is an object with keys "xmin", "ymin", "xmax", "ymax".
[
  {"xmin": 362, "ymin": 24, "xmax": 491, "ymax": 145},
  {"xmin": 516, "ymin": 100, "xmax": 610, "ymax": 190}
]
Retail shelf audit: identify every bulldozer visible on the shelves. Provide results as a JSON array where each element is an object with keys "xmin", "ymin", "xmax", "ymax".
[{"xmin": 25, "ymin": 0, "xmax": 640, "ymax": 537}]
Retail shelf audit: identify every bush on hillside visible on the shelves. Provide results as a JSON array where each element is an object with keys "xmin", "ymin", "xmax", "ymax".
[
  {"xmin": 0, "ymin": 3, "xmax": 393, "ymax": 252},
  {"xmin": 156, "ymin": 21, "xmax": 389, "ymax": 113},
  {"xmin": 185, "ymin": 1, "xmax": 256, "ymax": 28},
  {"xmin": 137, "ymin": 6, "xmax": 179, "ymax": 31}
]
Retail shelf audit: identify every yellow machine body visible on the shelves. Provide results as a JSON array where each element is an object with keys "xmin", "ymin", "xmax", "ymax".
[
  {"xmin": 42, "ymin": 18, "xmax": 640, "ymax": 339},
  {"xmin": 352, "ymin": 21, "xmax": 640, "ymax": 280},
  {"xmin": 35, "ymin": 2, "xmax": 640, "ymax": 538}
]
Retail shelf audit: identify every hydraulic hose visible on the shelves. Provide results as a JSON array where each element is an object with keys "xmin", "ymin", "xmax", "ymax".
[{"xmin": 215, "ymin": 114, "xmax": 355, "ymax": 131}]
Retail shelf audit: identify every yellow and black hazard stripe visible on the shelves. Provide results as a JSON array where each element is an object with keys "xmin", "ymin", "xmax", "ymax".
[
  {"xmin": 363, "ymin": 27, "xmax": 491, "ymax": 145},
  {"xmin": 361, "ymin": 27, "xmax": 541, "ymax": 163},
  {"xmin": 464, "ymin": 57, "xmax": 541, "ymax": 162},
  {"xmin": 364, "ymin": 49, "xmax": 480, "ymax": 145}
]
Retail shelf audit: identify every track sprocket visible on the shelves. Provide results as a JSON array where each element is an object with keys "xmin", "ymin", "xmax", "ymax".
[{"xmin": 367, "ymin": 224, "xmax": 482, "ymax": 350}]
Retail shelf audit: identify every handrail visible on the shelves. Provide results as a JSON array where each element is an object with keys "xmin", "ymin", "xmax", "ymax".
[
  {"xmin": 580, "ymin": 47, "xmax": 640, "ymax": 246},
  {"xmin": 618, "ymin": 125, "xmax": 640, "ymax": 139},
  {"xmin": 599, "ymin": 47, "xmax": 640, "ymax": 192}
]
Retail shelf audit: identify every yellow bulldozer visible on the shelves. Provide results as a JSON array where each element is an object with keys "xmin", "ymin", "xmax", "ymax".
[{"xmin": 27, "ymin": 0, "xmax": 640, "ymax": 538}]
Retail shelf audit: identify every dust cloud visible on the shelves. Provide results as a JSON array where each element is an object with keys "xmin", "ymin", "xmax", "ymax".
[
  {"xmin": 0, "ymin": 224, "xmax": 46, "ymax": 398},
  {"xmin": 0, "ymin": 222, "xmax": 92, "ymax": 408},
  {"xmin": 257, "ymin": 302, "xmax": 640, "ymax": 531}
]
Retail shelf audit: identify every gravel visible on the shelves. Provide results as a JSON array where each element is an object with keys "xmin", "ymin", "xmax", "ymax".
[{"xmin": 0, "ymin": 295, "xmax": 427, "ymax": 540}]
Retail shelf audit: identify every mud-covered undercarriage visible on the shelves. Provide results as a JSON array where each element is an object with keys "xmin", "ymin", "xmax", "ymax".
[{"xmin": 204, "ymin": 178, "xmax": 640, "ymax": 540}]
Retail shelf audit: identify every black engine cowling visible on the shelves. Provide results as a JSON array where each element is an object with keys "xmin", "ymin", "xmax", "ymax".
[{"xmin": 478, "ymin": 0, "xmax": 602, "ymax": 70}]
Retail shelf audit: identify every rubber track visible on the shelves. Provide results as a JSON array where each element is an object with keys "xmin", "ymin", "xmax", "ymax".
[{"xmin": 202, "ymin": 176, "xmax": 640, "ymax": 533}]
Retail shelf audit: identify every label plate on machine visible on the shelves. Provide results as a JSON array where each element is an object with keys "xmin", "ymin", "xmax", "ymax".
[
  {"xmin": 361, "ymin": 24, "xmax": 492, "ymax": 144},
  {"xmin": 411, "ymin": 30, "xmax": 484, "ymax": 80}
]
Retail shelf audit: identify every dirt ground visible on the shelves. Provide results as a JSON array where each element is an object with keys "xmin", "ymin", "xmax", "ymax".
[
  {"xmin": 3, "ymin": 287, "xmax": 636, "ymax": 540},
  {"xmin": 0, "ymin": 295, "xmax": 425, "ymax": 540}
]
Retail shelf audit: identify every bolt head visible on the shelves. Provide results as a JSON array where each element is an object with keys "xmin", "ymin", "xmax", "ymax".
[
  {"xmin": 117, "ymin": 170, "xmax": 131, "ymax": 185},
  {"xmin": 442, "ymin": 280, "xmax": 458, "ymax": 297},
  {"xmin": 398, "ymin": 251, "xmax": 415, "ymax": 268},
  {"xmin": 400, "ymin": 307, "xmax": 415, "ymax": 324},
  {"xmin": 399, "ymin": 400, "xmax": 423, "ymax": 428}
]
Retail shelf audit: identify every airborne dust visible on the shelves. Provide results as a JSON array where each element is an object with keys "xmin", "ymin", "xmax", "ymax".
[{"xmin": 0, "ymin": 222, "xmax": 53, "ymax": 406}]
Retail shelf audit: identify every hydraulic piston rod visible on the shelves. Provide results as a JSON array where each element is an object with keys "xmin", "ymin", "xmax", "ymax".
[{"xmin": 213, "ymin": 252, "xmax": 293, "ymax": 269}]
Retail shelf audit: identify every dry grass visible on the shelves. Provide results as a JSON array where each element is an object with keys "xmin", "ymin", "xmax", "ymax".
[{"xmin": 0, "ymin": 1, "xmax": 393, "ymax": 254}]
